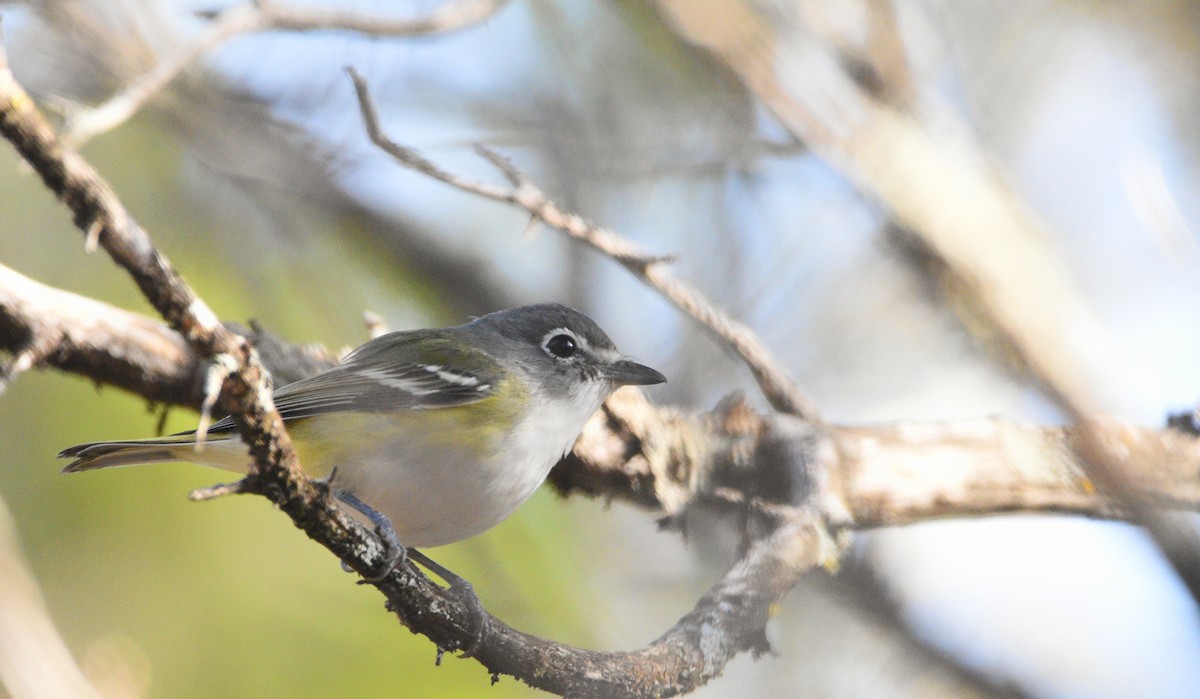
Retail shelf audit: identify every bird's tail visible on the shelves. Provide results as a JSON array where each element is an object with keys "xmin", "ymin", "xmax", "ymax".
[{"xmin": 59, "ymin": 435, "xmax": 247, "ymax": 473}]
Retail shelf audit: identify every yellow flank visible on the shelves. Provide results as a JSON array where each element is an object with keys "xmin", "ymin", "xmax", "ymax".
[{"xmin": 283, "ymin": 375, "xmax": 527, "ymax": 479}]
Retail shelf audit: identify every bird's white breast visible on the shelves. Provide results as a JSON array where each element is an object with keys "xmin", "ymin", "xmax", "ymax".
[{"xmin": 344, "ymin": 381, "xmax": 610, "ymax": 547}]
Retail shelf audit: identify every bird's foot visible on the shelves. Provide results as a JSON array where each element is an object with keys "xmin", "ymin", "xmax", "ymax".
[
  {"xmin": 335, "ymin": 491, "xmax": 408, "ymax": 582},
  {"xmin": 408, "ymin": 548, "xmax": 490, "ymax": 657}
]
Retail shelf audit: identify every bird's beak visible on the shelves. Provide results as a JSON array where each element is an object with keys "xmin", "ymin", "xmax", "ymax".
[{"xmin": 602, "ymin": 358, "xmax": 666, "ymax": 386}]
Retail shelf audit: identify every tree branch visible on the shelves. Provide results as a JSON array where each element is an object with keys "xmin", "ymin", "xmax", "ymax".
[
  {"xmin": 0, "ymin": 262, "xmax": 198, "ymax": 401},
  {"xmin": 346, "ymin": 68, "xmax": 822, "ymax": 423},
  {"xmin": 467, "ymin": 511, "xmax": 827, "ymax": 698},
  {"xmin": 0, "ymin": 262, "xmax": 335, "ymax": 403},
  {"xmin": 63, "ymin": 0, "xmax": 513, "ymax": 146}
]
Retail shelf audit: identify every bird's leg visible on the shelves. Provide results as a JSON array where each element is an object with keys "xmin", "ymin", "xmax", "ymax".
[
  {"xmin": 334, "ymin": 490, "xmax": 407, "ymax": 582},
  {"xmin": 332, "ymin": 490, "xmax": 488, "ymax": 655},
  {"xmin": 406, "ymin": 547, "xmax": 490, "ymax": 657}
]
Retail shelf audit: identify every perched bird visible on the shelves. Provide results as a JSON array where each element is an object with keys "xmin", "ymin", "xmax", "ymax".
[{"xmin": 60, "ymin": 303, "xmax": 666, "ymax": 548}]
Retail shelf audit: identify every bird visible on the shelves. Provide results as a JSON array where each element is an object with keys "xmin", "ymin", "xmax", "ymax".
[{"xmin": 59, "ymin": 303, "xmax": 666, "ymax": 549}]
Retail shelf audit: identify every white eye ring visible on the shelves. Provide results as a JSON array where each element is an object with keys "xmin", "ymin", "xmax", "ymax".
[{"xmin": 542, "ymin": 328, "xmax": 582, "ymax": 359}]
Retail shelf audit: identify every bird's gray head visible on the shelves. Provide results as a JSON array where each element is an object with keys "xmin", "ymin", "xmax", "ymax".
[{"xmin": 465, "ymin": 303, "xmax": 665, "ymax": 401}]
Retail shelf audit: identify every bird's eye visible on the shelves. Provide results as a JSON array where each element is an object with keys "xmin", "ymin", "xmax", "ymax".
[{"xmin": 545, "ymin": 333, "xmax": 578, "ymax": 359}]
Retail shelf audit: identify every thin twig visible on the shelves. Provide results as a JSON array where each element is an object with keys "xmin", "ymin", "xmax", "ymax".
[
  {"xmin": 347, "ymin": 68, "xmax": 822, "ymax": 422},
  {"xmin": 195, "ymin": 354, "xmax": 237, "ymax": 449},
  {"xmin": 362, "ymin": 310, "xmax": 389, "ymax": 339},
  {"xmin": 189, "ymin": 479, "xmax": 251, "ymax": 501},
  {"xmin": 244, "ymin": 0, "xmax": 510, "ymax": 36},
  {"xmin": 64, "ymin": 3, "xmax": 265, "ymax": 147},
  {"xmin": 64, "ymin": 0, "xmax": 512, "ymax": 146},
  {"xmin": 0, "ymin": 344, "xmax": 43, "ymax": 396}
]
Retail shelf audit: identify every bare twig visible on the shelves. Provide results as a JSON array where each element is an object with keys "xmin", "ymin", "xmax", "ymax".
[
  {"xmin": 347, "ymin": 68, "xmax": 822, "ymax": 422},
  {"xmin": 64, "ymin": 0, "xmax": 512, "ymax": 146},
  {"xmin": 63, "ymin": 3, "xmax": 265, "ymax": 147},
  {"xmin": 189, "ymin": 479, "xmax": 251, "ymax": 501},
  {"xmin": 362, "ymin": 310, "xmax": 388, "ymax": 339},
  {"xmin": 237, "ymin": 0, "xmax": 511, "ymax": 35},
  {"xmin": 0, "ymin": 344, "xmax": 45, "ymax": 396},
  {"xmin": 561, "ymin": 390, "xmax": 1200, "ymax": 526}
]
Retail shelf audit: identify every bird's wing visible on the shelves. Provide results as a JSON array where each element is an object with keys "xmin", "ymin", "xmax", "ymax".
[{"xmin": 207, "ymin": 330, "xmax": 501, "ymax": 431}]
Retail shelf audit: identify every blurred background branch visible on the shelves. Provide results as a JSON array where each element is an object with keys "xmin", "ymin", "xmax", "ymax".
[
  {"xmin": 64, "ymin": 0, "xmax": 513, "ymax": 146},
  {"xmin": 0, "ymin": 493, "xmax": 118, "ymax": 699}
]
